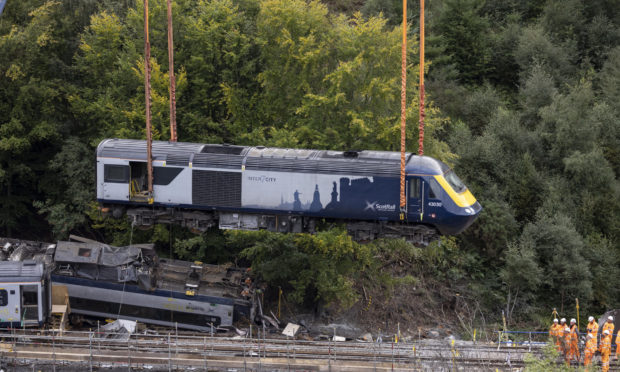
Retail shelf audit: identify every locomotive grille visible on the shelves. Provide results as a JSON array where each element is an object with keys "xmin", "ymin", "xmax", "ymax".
[{"xmin": 192, "ymin": 170, "xmax": 241, "ymax": 207}]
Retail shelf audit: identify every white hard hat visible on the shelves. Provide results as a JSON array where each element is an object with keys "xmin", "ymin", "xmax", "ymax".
[
  {"xmin": 608, "ymin": 316, "xmax": 614, "ymax": 321},
  {"xmin": 588, "ymin": 316, "xmax": 594, "ymax": 322},
  {"xmin": 570, "ymin": 318, "xmax": 576, "ymax": 323},
  {"xmin": 587, "ymin": 333, "xmax": 593, "ymax": 339},
  {"xmin": 561, "ymin": 318, "xmax": 566, "ymax": 322},
  {"xmin": 565, "ymin": 327, "xmax": 570, "ymax": 332},
  {"xmin": 604, "ymin": 330, "xmax": 610, "ymax": 335},
  {"xmin": 553, "ymin": 318, "xmax": 558, "ymax": 323}
]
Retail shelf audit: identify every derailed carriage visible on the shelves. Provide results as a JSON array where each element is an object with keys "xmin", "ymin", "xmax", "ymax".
[
  {"xmin": 0, "ymin": 237, "xmax": 254, "ymax": 331},
  {"xmin": 97, "ymin": 139, "xmax": 482, "ymax": 245}
]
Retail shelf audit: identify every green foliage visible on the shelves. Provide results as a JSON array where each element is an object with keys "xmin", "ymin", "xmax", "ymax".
[
  {"xmin": 434, "ymin": 0, "xmax": 492, "ymax": 85},
  {"xmin": 524, "ymin": 342, "xmax": 576, "ymax": 372},
  {"xmin": 237, "ymin": 229, "xmax": 372, "ymax": 308},
  {"xmin": 34, "ymin": 138, "xmax": 95, "ymax": 238},
  {"xmin": 521, "ymin": 213, "xmax": 592, "ymax": 308}
]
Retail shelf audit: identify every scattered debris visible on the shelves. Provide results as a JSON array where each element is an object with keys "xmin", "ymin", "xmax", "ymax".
[
  {"xmin": 332, "ymin": 335, "xmax": 346, "ymax": 342},
  {"xmin": 282, "ymin": 323, "xmax": 301, "ymax": 337},
  {"xmin": 234, "ymin": 327, "xmax": 247, "ymax": 337},
  {"xmin": 99, "ymin": 319, "xmax": 137, "ymax": 340},
  {"xmin": 261, "ymin": 314, "xmax": 280, "ymax": 329},
  {"xmin": 357, "ymin": 332, "xmax": 373, "ymax": 342}
]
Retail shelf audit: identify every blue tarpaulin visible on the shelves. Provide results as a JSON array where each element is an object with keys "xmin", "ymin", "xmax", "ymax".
[{"xmin": 0, "ymin": 0, "xmax": 6, "ymax": 17}]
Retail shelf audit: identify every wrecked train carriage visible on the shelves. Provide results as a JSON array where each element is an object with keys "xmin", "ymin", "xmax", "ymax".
[
  {"xmin": 0, "ymin": 238, "xmax": 55, "ymax": 328},
  {"xmin": 0, "ymin": 237, "xmax": 255, "ymax": 331}
]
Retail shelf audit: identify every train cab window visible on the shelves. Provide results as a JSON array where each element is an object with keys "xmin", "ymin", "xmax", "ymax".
[
  {"xmin": 444, "ymin": 170, "xmax": 466, "ymax": 193},
  {"xmin": 104, "ymin": 165, "xmax": 129, "ymax": 183},
  {"xmin": 409, "ymin": 178, "xmax": 421, "ymax": 198},
  {"xmin": 428, "ymin": 178, "xmax": 442, "ymax": 199},
  {"xmin": 0, "ymin": 290, "xmax": 7, "ymax": 306}
]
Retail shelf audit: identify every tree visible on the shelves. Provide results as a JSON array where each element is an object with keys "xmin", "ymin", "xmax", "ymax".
[
  {"xmin": 237, "ymin": 229, "xmax": 372, "ymax": 309},
  {"xmin": 434, "ymin": 0, "xmax": 492, "ymax": 85},
  {"xmin": 520, "ymin": 213, "xmax": 592, "ymax": 310},
  {"xmin": 514, "ymin": 25, "xmax": 576, "ymax": 88},
  {"xmin": 0, "ymin": 1, "xmax": 67, "ymax": 237},
  {"xmin": 500, "ymin": 240, "xmax": 542, "ymax": 323}
]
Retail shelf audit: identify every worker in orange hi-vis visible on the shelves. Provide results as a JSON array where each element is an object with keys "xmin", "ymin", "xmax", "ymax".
[
  {"xmin": 586, "ymin": 316, "xmax": 598, "ymax": 341},
  {"xmin": 569, "ymin": 318, "xmax": 580, "ymax": 362},
  {"xmin": 583, "ymin": 333, "xmax": 597, "ymax": 367},
  {"xmin": 549, "ymin": 318, "xmax": 562, "ymax": 350},
  {"xmin": 562, "ymin": 326, "xmax": 572, "ymax": 363},
  {"xmin": 600, "ymin": 329, "xmax": 612, "ymax": 372},
  {"xmin": 616, "ymin": 329, "xmax": 620, "ymax": 360},
  {"xmin": 603, "ymin": 315, "xmax": 615, "ymax": 336}
]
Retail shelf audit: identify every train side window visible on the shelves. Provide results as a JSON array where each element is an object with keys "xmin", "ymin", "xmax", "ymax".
[
  {"xmin": 428, "ymin": 178, "xmax": 442, "ymax": 199},
  {"xmin": 104, "ymin": 165, "xmax": 129, "ymax": 183},
  {"xmin": 409, "ymin": 178, "xmax": 421, "ymax": 198},
  {"xmin": 0, "ymin": 290, "xmax": 7, "ymax": 306}
]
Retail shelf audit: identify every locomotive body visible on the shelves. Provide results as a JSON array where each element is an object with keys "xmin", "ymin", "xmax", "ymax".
[{"xmin": 97, "ymin": 139, "xmax": 481, "ymax": 245}]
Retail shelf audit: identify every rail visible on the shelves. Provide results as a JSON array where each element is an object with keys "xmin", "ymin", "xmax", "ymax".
[{"xmin": 0, "ymin": 327, "xmax": 541, "ymax": 371}]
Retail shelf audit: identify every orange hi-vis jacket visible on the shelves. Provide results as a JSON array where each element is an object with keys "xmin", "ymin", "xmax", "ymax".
[
  {"xmin": 586, "ymin": 321, "xmax": 598, "ymax": 339},
  {"xmin": 584, "ymin": 337, "xmax": 597, "ymax": 366},
  {"xmin": 550, "ymin": 323, "xmax": 563, "ymax": 351},
  {"xmin": 603, "ymin": 321, "xmax": 615, "ymax": 336},
  {"xmin": 567, "ymin": 325, "xmax": 579, "ymax": 361},
  {"xmin": 563, "ymin": 329, "xmax": 572, "ymax": 356},
  {"xmin": 549, "ymin": 324, "xmax": 562, "ymax": 340},
  {"xmin": 616, "ymin": 332, "xmax": 620, "ymax": 358},
  {"xmin": 600, "ymin": 334, "xmax": 612, "ymax": 372}
]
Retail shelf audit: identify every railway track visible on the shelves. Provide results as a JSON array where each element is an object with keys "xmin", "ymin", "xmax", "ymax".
[{"xmin": 0, "ymin": 329, "xmax": 617, "ymax": 371}]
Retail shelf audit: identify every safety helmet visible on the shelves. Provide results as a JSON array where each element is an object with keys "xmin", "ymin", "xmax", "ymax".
[
  {"xmin": 587, "ymin": 333, "xmax": 593, "ymax": 339},
  {"xmin": 553, "ymin": 318, "xmax": 558, "ymax": 323},
  {"xmin": 608, "ymin": 316, "xmax": 614, "ymax": 321},
  {"xmin": 570, "ymin": 318, "xmax": 576, "ymax": 323},
  {"xmin": 560, "ymin": 318, "xmax": 566, "ymax": 323},
  {"xmin": 588, "ymin": 316, "xmax": 594, "ymax": 322},
  {"xmin": 604, "ymin": 330, "xmax": 610, "ymax": 335},
  {"xmin": 565, "ymin": 327, "xmax": 570, "ymax": 332}
]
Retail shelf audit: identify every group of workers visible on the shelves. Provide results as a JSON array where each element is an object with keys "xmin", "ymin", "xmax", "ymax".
[{"xmin": 549, "ymin": 315, "xmax": 618, "ymax": 370}]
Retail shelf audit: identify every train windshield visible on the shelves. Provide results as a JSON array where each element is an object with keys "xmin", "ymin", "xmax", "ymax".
[{"xmin": 444, "ymin": 170, "xmax": 466, "ymax": 193}]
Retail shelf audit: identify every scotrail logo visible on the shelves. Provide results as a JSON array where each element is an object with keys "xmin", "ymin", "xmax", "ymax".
[{"xmin": 364, "ymin": 201, "xmax": 396, "ymax": 212}]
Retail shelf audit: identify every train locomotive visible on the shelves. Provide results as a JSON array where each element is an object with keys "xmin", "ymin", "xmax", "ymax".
[{"xmin": 97, "ymin": 139, "xmax": 481, "ymax": 245}]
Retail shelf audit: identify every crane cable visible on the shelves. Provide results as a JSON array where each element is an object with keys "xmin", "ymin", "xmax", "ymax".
[
  {"xmin": 144, "ymin": 0, "xmax": 154, "ymax": 202},
  {"xmin": 398, "ymin": 0, "xmax": 408, "ymax": 218},
  {"xmin": 399, "ymin": 0, "xmax": 425, "ymax": 217},
  {"xmin": 419, "ymin": 0, "xmax": 425, "ymax": 156},
  {"xmin": 167, "ymin": 0, "xmax": 177, "ymax": 142}
]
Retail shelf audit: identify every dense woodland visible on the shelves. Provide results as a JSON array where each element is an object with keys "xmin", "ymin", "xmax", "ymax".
[{"xmin": 0, "ymin": 0, "xmax": 619, "ymax": 330}]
